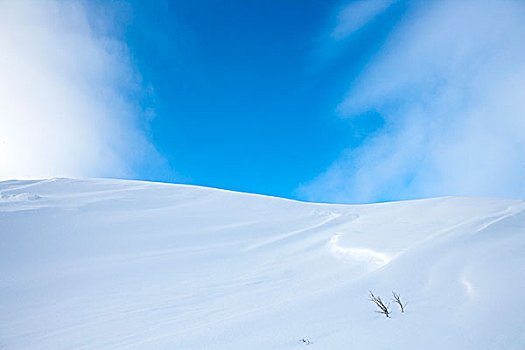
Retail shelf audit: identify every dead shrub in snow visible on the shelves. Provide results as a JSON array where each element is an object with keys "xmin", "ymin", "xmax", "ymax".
[
  {"xmin": 299, "ymin": 338, "xmax": 312, "ymax": 345},
  {"xmin": 392, "ymin": 291, "xmax": 406, "ymax": 313},
  {"xmin": 369, "ymin": 291, "xmax": 391, "ymax": 318}
]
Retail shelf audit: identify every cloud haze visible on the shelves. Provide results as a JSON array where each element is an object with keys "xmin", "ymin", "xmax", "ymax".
[
  {"xmin": 0, "ymin": 1, "xmax": 164, "ymax": 180},
  {"xmin": 301, "ymin": 0, "xmax": 525, "ymax": 203},
  {"xmin": 331, "ymin": 0, "xmax": 394, "ymax": 40}
]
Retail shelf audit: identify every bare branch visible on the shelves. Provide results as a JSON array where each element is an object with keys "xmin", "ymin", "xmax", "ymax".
[
  {"xmin": 392, "ymin": 291, "xmax": 406, "ymax": 313},
  {"xmin": 369, "ymin": 291, "xmax": 391, "ymax": 318}
]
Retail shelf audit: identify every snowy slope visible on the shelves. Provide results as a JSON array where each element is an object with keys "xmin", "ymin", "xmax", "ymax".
[{"xmin": 1, "ymin": 178, "xmax": 524, "ymax": 349}]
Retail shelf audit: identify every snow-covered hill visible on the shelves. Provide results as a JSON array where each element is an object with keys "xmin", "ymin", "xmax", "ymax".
[{"xmin": 1, "ymin": 178, "xmax": 524, "ymax": 349}]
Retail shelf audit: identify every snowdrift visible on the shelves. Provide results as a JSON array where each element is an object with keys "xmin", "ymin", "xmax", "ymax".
[{"xmin": 1, "ymin": 178, "xmax": 524, "ymax": 349}]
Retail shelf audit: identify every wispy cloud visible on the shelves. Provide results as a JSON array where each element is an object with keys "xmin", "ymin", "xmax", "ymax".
[
  {"xmin": 301, "ymin": 0, "xmax": 525, "ymax": 203},
  {"xmin": 0, "ymin": 1, "xmax": 165, "ymax": 180},
  {"xmin": 331, "ymin": 0, "xmax": 395, "ymax": 40}
]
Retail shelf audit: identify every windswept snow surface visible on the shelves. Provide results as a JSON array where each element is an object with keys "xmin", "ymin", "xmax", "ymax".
[{"xmin": 1, "ymin": 178, "xmax": 524, "ymax": 349}]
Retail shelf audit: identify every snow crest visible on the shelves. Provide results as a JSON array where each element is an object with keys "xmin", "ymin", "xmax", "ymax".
[{"xmin": 1, "ymin": 178, "xmax": 524, "ymax": 350}]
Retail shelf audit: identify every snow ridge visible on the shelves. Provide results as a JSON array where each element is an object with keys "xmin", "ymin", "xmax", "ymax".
[{"xmin": 1, "ymin": 178, "xmax": 524, "ymax": 349}]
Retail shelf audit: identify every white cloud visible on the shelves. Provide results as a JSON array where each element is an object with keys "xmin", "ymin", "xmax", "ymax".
[
  {"xmin": 0, "ymin": 0, "xmax": 164, "ymax": 180},
  {"xmin": 301, "ymin": 0, "xmax": 525, "ymax": 203},
  {"xmin": 331, "ymin": 0, "xmax": 395, "ymax": 40}
]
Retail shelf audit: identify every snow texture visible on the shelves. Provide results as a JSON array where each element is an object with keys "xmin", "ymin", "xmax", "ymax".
[{"xmin": 1, "ymin": 178, "xmax": 524, "ymax": 349}]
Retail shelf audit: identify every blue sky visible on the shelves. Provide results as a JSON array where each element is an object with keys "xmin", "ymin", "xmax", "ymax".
[
  {"xmin": 120, "ymin": 0, "xmax": 402, "ymax": 197},
  {"xmin": 1, "ymin": 0, "xmax": 524, "ymax": 203}
]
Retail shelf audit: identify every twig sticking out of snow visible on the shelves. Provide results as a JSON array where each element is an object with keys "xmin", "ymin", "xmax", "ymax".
[
  {"xmin": 392, "ymin": 291, "xmax": 407, "ymax": 313},
  {"xmin": 369, "ymin": 291, "xmax": 391, "ymax": 318}
]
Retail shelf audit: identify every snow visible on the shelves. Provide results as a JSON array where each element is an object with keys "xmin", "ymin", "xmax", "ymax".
[{"xmin": 1, "ymin": 178, "xmax": 524, "ymax": 349}]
